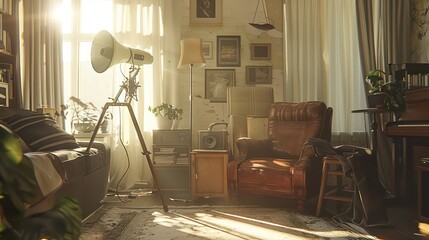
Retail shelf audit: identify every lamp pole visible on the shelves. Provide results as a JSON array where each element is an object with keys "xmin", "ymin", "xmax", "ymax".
[{"xmin": 189, "ymin": 64, "xmax": 194, "ymax": 135}]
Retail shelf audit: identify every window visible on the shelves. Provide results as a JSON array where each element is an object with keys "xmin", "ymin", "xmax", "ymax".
[{"xmin": 61, "ymin": 0, "xmax": 115, "ymax": 116}]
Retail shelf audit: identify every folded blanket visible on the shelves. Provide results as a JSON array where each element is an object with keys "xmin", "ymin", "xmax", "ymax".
[{"xmin": 25, "ymin": 152, "xmax": 65, "ymax": 197}]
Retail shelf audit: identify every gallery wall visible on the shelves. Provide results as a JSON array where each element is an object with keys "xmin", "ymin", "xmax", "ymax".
[{"xmin": 177, "ymin": 0, "xmax": 284, "ymax": 147}]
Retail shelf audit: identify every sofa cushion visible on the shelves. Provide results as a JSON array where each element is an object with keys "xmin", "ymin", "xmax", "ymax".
[{"xmin": 4, "ymin": 114, "xmax": 80, "ymax": 151}]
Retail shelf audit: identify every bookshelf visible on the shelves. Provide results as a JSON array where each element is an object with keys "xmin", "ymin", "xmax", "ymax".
[
  {"xmin": 389, "ymin": 63, "xmax": 429, "ymax": 90},
  {"xmin": 0, "ymin": 0, "xmax": 19, "ymax": 107}
]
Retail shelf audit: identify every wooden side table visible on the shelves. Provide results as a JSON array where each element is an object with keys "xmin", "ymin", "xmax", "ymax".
[{"xmin": 190, "ymin": 150, "xmax": 229, "ymax": 200}]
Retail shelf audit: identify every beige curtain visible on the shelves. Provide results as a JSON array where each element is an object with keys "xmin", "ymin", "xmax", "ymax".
[
  {"xmin": 21, "ymin": 0, "xmax": 64, "ymax": 113},
  {"xmin": 356, "ymin": 0, "xmax": 410, "ymax": 90},
  {"xmin": 283, "ymin": 0, "xmax": 367, "ymax": 145},
  {"xmin": 355, "ymin": 0, "xmax": 410, "ymax": 193},
  {"xmin": 109, "ymin": 0, "xmax": 181, "ymax": 191}
]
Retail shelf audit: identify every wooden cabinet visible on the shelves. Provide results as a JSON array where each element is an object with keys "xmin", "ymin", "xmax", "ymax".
[
  {"xmin": 191, "ymin": 150, "xmax": 229, "ymax": 200},
  {"xmin": 0, "ymin": 1, "xmax": 20, "ymax": 107}
]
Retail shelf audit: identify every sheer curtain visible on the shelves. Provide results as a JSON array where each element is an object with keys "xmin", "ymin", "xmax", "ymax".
[
  {"xmin": 283, "ymin": 0, "xmax": 367, "ymax": 145},
  {"xmin": 109, "ymin": 0, "xmax": 181, "ymax": 191},
  {"xmin": 21, "ymin": 0, "xmax": 64, "ymax": 113}
]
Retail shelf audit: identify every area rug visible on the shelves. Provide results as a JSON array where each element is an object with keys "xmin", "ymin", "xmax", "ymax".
[{"xmin": 79, "ymin": 206, "xmax": 377, "ymax": 240}]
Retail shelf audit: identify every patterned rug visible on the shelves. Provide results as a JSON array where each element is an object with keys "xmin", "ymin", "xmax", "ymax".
[{"xmin": 79, "ymin": 206, "xmax": 377, "ymax": 240}]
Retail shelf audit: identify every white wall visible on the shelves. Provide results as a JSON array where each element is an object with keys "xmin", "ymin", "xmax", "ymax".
[{"xmin": 177, "ymin": 0, "xmax": 284, "ymax": 147}]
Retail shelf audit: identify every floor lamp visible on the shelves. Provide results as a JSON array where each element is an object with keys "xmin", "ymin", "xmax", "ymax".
[{"xmin": 177, "ymin": 38, "xmax": 206, "ymax": 148}]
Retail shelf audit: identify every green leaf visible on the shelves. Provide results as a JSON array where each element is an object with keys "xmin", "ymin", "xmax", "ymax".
[
  {"xmin": 52, "ymin": 197, "xmax": 82, "ymax": 240},
  {"xmin": 0, "ymin": 127, "xmax": 23, "ymax": 165}
]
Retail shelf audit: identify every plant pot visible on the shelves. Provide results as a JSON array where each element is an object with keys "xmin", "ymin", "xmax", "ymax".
[
  {"xmin": 368, "ymin": 92, "xmax": 387, "ymax": 109},
  {"xmin": 101, "ymin": 119, "xmax": 110, "ymax": 133},
  {"xmin": 171, "ymin": 119, "xmax": 180, "ymax": 130},
  {"xmin": 156, "ymin": 117, "xmax": 173, "ymax": 129},
  {"xmin": 74, "ymin": 122, "xmax": 96, "ymax": 133}
]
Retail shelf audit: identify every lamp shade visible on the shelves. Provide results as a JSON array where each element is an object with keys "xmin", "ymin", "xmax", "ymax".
[{"xmin": 177, "ymin": 38, "xmax": 206, "ymax": 69}]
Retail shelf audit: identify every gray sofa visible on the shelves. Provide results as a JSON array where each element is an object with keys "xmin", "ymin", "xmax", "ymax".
[{"xmin": 0, "ymin": 106, "xmax": 110, "ymax": 219}]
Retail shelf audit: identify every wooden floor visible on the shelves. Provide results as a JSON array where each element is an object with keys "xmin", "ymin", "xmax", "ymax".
[{"xmin": 99, "ymin": 189, "xmax": 429, "ymax": 240}]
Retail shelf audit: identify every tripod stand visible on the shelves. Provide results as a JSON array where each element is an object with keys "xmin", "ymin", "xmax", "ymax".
[{"xmin": 85, "ymin": 66, "xmax": 169, "ymax": 212}]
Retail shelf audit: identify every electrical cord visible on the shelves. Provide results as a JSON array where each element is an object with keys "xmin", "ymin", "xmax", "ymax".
[
  {"xmin": 114, "ymin": 106, "xmax": 132, "ymax": 203},
  {"xmin": 110, "ymin": 63, "xmax": 142, "ymax": 202}
]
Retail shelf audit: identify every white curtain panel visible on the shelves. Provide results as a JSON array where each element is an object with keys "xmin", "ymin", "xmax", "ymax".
[
  {"xmin": 109, "ymin": 0, "xmax": 181, "ymax": 191},
  {"xmin": 283, "ymin": 0, "xmax": 367, "ymax": 139}
]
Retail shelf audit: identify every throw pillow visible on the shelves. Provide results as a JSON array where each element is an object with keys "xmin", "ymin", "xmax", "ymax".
[
  {"xmin": 0, "ymin": 121, "xmax": 32, "ymax": 153},
  {"xmin": 4, "ymin": 114, "xmax": 80, "ymax": 152}
]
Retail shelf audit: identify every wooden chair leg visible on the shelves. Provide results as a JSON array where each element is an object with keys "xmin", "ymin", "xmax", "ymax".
[{"xmin": 316, "ymin": 159, "xmax": 329, "ymax": 217}]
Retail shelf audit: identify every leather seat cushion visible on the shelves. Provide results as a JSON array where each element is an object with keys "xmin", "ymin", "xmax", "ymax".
[{"xmin": 238, "ymin": 158, "xmax": 296, "ymax": 191}]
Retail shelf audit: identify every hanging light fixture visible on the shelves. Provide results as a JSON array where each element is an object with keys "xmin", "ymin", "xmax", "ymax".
[{"xmin": 249, "ymin": 0, "xmax": 275, "ymax": 31}]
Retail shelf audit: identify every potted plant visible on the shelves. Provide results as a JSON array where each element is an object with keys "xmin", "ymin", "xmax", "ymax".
[
  {"xmin": 366, "ymin": 69, "xmax": 406, "ymax": 115},
  {"xmin": 62, "ymin": 97, "xmax": 112, "ymax": 133},
  {"xmin": 148, "ymin": 103, "xmax": 183, "ymax": 129}
]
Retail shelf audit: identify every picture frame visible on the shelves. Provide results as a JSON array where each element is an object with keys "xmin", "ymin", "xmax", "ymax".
[
  {"xmin": 217, "ymin": 36, "xmax": 241, "ymax": 67},
  {"xmin": 245, "ymin": 66, "xmax": 272, "ymax": 84},
  {"xmin": 202, "ymin": 41, "xmax": 213, "ymax": 59},
  {"xmin": 250, "ymin": 43, "xmax": 271, "ymax": 60},
  {"xmin": 0, "ymin": 82, "xmax": 8, "ymax": 107},
  {"xmin": 190, "ymin": 0, "xmax": 222, "ymax": 26},
  {"xmin": 0, "ymin": 63, "xmax": 12, "ymax": 83},
  {"xmin": 205, "ymin": 69, "xmax": 236, "ymax": 102}
]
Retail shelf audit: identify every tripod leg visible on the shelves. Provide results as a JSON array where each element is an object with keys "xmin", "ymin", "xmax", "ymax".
[
  {"xmin": 86, "ymin": 86, "xmax": 126, "ymax": 152},
  {"xmin": 126, "ymin": 104, "xmax": 169, "ymax": 212},
  {"xmin": 86, "ymin": 102, "xmax": 111, "ymax": 152}
]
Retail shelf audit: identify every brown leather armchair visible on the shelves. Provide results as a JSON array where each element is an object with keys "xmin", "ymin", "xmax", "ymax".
[{"xmin": 227, "ymin": 101, "xmax": 333, "ymax": 210}]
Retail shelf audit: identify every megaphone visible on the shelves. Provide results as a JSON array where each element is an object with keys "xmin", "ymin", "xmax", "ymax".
[{"xmin": 91, "ymin": 30, "xmax": 154, "ymax": 73}]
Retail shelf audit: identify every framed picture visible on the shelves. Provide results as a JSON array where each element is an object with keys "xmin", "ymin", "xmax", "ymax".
[
  {"xmin": 205, "ymin": 69, "xmax": 236, "ymax": 102},
  {"xmin": 190, "ymin": 0, "xmax": 222, "ymax": 26},
  {"xmin": 202, "ymin": 41, "xmax": 213, "ymax": 59},
  {"xmin": 246, "ymin": 66, "xmax": 272, "ymax": 84},
  {"xmin": 217, "ymin": 36, "xmax": 241, "ymax": 67},
  {"xmin": 251, "ymin": 43, "xmax": 271, "ymax": 60},
  {"xmin": 0, "ymin": 82, "xmax": 8, "ymax": 107},
  {"xmin": 0, "ymin": 63, "xmax": 12, "ymax": 83}
]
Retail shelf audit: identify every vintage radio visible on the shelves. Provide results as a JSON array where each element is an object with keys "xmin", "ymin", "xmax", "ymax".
[{"xmin": 198, "ymin": 122, "xmax": 228, "ymax": 150}]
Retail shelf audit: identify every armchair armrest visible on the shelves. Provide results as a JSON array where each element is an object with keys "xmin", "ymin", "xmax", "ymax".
[
  {"xmin": 293, "ymin": 143, "xmax": 318, "ymax": 172},
  {"xmin": 235, "ymin": 137, "xmax": 273, "ymax": 163},
  {"xmin": 227, "ymin": 137, "xmax": 272, "ymax": 192},
  {"xmin": 292, "ymin": 142, "xmax": 321, "ymax": 201}
]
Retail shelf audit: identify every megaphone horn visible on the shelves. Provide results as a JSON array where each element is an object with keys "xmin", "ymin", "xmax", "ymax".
[{"xmin": 91, "ymin": 30, "xmax": 154, "ymax": 73}]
